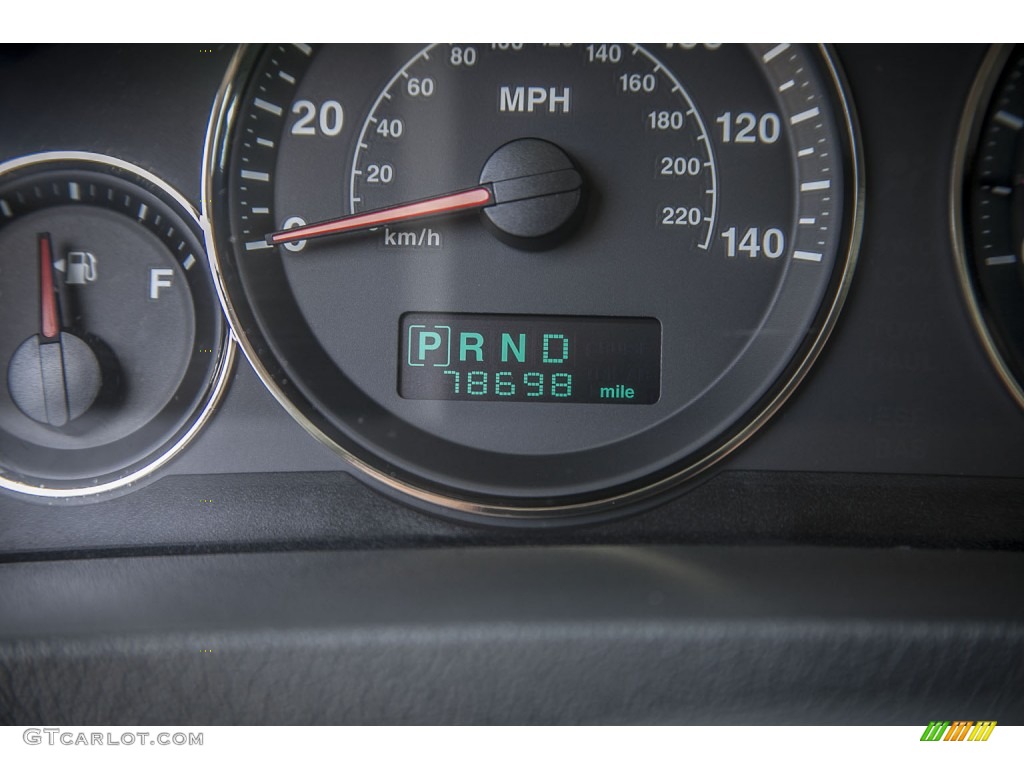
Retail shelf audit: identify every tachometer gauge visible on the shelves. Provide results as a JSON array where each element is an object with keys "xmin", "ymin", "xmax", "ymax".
[
  {"xmin": 954, "ymin": 45, "xmax": 1024, "ymax": 410},
  {"xmin": 0, "ymin": 152, "xmax": 233, "ymax": 498},
  {"xmin": 205, "ymin": 43, "xmax": 861, "ymax": 524}
]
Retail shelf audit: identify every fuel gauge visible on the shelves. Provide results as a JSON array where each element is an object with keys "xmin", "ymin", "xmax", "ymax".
[{"xmin": 0, "ymin": 152, "xmax": 233, "ymax": 497}]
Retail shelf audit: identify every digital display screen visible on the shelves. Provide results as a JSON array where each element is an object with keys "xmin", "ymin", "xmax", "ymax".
[{"xmin": 399, "ymin": 313, "xmax": 661, "ymax": 404}]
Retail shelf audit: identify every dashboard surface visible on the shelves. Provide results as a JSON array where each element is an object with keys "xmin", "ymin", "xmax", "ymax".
[{"xmin": 0, "ymin": 44, "xmax": 1021, "ymax": 725}]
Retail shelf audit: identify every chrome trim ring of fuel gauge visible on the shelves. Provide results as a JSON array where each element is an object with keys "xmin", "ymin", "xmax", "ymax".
[{"xmin": 0, "ymin": 151, "xmax": 234, "ymax": 498}]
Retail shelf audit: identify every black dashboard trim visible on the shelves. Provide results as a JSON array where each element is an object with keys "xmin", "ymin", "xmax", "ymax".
[{"xmin": 1, "ymin": 545, "xmax": 1021, "ymax": 724}]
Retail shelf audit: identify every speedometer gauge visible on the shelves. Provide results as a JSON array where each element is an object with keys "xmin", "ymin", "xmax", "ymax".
[{"xmin": 204, "ymin": 43, "xmax": 862, "ymax": 524}]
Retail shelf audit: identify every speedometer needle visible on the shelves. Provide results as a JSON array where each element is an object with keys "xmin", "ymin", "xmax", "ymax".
[
  {"xmin": 266, "ymin": 186, "xmax": 494, "ymax": 246},
  {"xmin": 265, "ymin": 161, "xmax": 583, "ymax": 247}
]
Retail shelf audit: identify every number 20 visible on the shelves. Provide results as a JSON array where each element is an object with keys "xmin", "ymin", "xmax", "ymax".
[{"xmin": 290, "ymin": 100, "xmax": 344, "ymax": 136}]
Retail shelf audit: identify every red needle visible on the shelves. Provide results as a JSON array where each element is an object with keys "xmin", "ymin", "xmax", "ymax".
[
  {"xmin": 39, "ymin": 232, "xmax": 60, "ymax": 340},
  {"xmin": 266, "ymin": 186, "xmax": 494, "ymax": 246}
]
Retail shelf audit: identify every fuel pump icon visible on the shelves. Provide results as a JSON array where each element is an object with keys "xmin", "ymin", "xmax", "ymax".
[{"xmin": 65, "ymin": 251, "xmax": 98, "ymax": 284}]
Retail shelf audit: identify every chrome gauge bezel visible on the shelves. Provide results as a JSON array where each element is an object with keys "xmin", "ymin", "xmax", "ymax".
[
  {"xmin": 951, "ymin": 44, "xmax": 1024, "ymax": 411},
  {"xmin": 203, "ymin": 44, "xmax": 863, "ymax": 524},
  {"xmin": 0, "ymin": 151, "xmax": 236, "ymax": 499}
]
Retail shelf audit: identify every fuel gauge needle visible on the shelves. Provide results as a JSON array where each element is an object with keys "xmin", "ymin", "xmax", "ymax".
[
  {"xmin": 266, "ymin": 186, "xmax": 494, "ymax": 246},
  {"xmin": 38, "ymin": 233, "xmax": 61, "ymax": 340}
]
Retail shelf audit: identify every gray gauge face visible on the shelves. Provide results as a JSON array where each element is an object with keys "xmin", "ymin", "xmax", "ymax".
[
  {"xmin": 0, "ymin": 153, "xmax": 232, "ymax": 497},
  {"xmin": 206, "ymin": 44, "xmax": 861, "ymax": 522},
  {"xmin": 956, "ymin": 45, "xmax": 1024, "ymax": 410}
]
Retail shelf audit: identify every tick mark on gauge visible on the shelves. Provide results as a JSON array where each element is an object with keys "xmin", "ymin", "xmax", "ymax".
[
  {"xmin": 762, "ymin": 43, "xmax": 790, "ymax": 63},
  {"xmin": 994, "ymin": 110, "xmax": 1024, "ymax": 130},
  {"xmin": 985, "ymin": 254, "xmax": 1017, "ymax": 266},
  {"xmin": 278, "ymin": 71, "xmax": 296, "ymax": 84},
  {"xmin": 794, "ymin": 250, "xmax": 823, "ymax": 262},
  {"xmin": 292, "ymin": 43, "xmax": 313, "ymax": 56},
  {"xmin": 254, "ymin": 98, "xmax": 283, "ymax": 116},
  {"xmin": 801, "ymin": 179, "xmax": 831, "ymax": 192},
  {"xmin": 779, "ymin": 79, "xmax": 795, "ymax": 92},
  {"xmin": 790, "ymin": 106, "xmax": 820, "ymax": 124}
]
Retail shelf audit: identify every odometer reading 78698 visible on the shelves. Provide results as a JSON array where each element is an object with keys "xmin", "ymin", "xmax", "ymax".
[{"xmin": 399, "ymin": 313, "xmax": 660, "ymax": 404}]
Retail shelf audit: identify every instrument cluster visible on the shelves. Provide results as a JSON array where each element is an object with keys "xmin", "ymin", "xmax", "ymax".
[{"xmin": 0, "ymin": 44, "xmax": 1021, "ymax": 535}]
